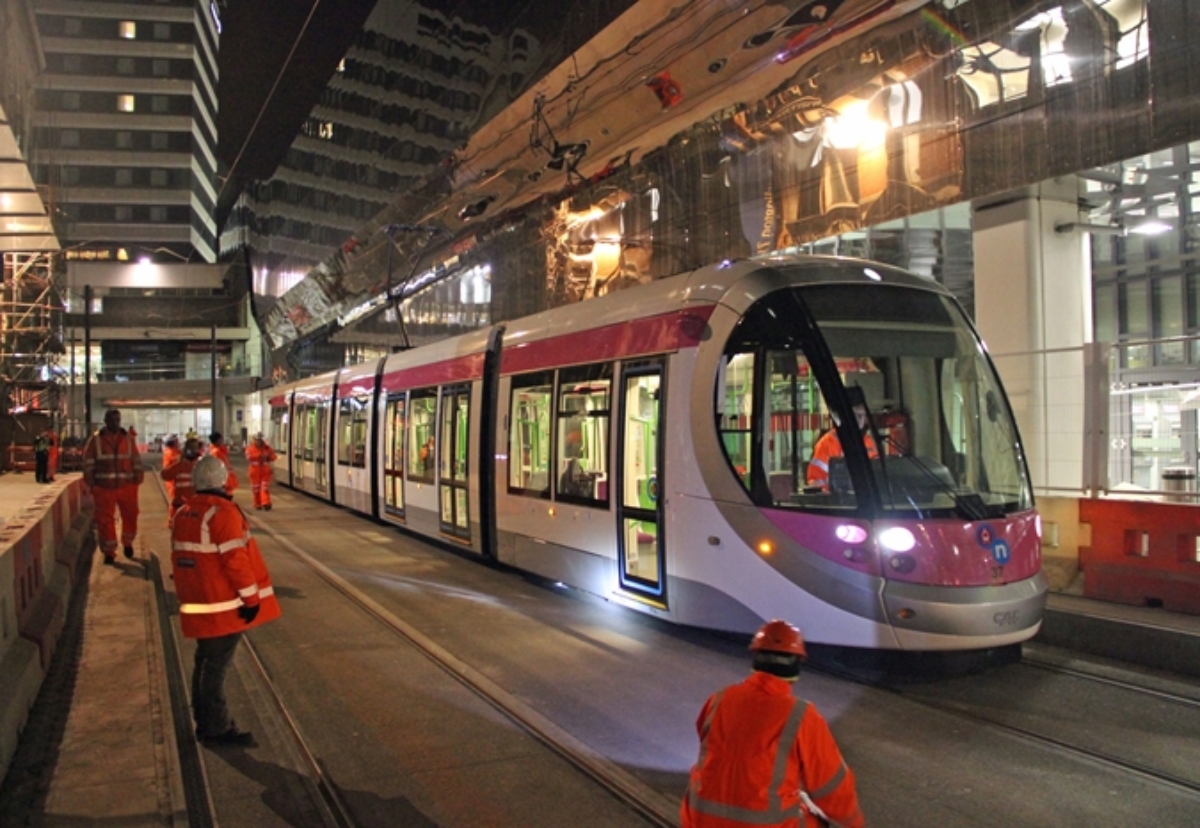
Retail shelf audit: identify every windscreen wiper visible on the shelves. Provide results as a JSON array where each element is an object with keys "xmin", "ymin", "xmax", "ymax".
[{"xmin": 871, "ymin": 429, "xmax": 994, "ymax": 522}]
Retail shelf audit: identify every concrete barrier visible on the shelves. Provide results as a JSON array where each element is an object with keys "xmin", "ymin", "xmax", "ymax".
[{"xmin": 0, "ymin": 476, "xmax": 94, "ymax": 782}]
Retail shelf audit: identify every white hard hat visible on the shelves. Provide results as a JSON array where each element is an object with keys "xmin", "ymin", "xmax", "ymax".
[{"xmin": 192, "ymin": 455, "xmax": 228, "ymax": 492}]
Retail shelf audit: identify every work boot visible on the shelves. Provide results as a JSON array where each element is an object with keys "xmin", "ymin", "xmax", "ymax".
[
  {"xmin": 102, "ymin": 556, "xmax": 116, "ymax": 566},
  {"xmin": 197, "ymin": 726, "xmax": 255, "ymax": 748},
  {"xmin": 124, "ymin": 546, "xmax": 135, "ymax": 559}
]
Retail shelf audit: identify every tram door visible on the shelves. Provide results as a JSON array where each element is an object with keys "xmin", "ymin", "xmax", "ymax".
[{"xmin": 618, "ymin": 363, "xmax": 664, "ymax": 601}]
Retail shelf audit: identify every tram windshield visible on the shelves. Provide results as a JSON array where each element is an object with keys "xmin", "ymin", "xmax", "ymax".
[{"xmin": 717, "ymin": 280, "xmax": 1033, "ymax": 519}]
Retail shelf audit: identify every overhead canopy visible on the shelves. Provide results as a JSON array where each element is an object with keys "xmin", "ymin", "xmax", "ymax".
[{"xmin": 0, "ymin": 103, "xmax": 59, "ymax": 254}]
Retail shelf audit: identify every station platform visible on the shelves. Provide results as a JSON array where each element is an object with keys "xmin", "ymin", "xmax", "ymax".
[{"xmin": 0, "ymin": 465, "xmax": 1198, "ymax": 825}]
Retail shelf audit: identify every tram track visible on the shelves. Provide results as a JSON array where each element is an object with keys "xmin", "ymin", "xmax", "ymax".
[
  {"xmin": 246, "ymin": 511, "xmax": 679, "ymax": 828},
  {"xmin": 239, "ymin": 637, "xmax": 362, "ymax": 828},
  {"xmin": 808, "ymin": 647, "xmax": 1200, "ymax": 804},
  {"xmin": 1021, "ymin": 642, "xmax": 1200, "ymax": 710}
]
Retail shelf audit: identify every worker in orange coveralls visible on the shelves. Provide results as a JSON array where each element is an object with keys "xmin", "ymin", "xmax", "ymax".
[
  {"xmin": 171, "ymin": 455, "xmax": 281, "ymax": 747},
  {"xmin": 162, "ymin": 436, "xmax": 203, "ymax": 525},
  {"xmin": 83, "ymin": 409, "xmax": 145, "ymax": 564},
  {"xmin": 208, "ymin": 431, "xmax": 239, "ymax": 495},
  {"xmin": 806, "ymin": 404, "xmax": 878, "ymax": 491},
  {"xmin": 246, "ymin": 432, "xmax": 278, "ymax": 511},
  {"xmin": 44, "ymin": 428, "xmax": 59, "ymax": 482},
  {"xmin": 681, "ymin": 620, "xmax": 865, "ymax": 828}
]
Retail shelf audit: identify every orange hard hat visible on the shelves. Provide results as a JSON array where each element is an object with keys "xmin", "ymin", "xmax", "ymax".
[{"xmin": 749, "ymin": 619, "xmax": 807, "ymax": 658}]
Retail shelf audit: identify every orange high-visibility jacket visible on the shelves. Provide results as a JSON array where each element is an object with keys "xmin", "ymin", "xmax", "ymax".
[
  {"xmin": 162, "ymin": 444, "xmax": 182, "ymax": 499},
  {"xmin": 161, "ymin": 455, "xmax": 198, "ymax": 507},
  {"xmin": 83, "ymin": 428, "xmax": 145, "ymax": 488},
  {"xmin": 170, "ymin": 492, "xmax": 281, "ymax": 639},
  {"xmin": 208, "ymin": 443, "xmax": 239, "ymax": 493},
  {"xmin": 681, "ymin": 671, "xmax": 865, "ymax": 828},
  {"xmin": 806, "ymin": 430, "xmax": 878, "ymax": 489},
  {"xmin": 246, "ymin": 441, "xmax": 277, "ymax": 476}
]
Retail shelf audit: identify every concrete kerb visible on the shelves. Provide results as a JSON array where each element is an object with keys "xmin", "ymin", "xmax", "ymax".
[{"xmin": 0, "ymin": 477, "xmax": 94, "ymax": 783}]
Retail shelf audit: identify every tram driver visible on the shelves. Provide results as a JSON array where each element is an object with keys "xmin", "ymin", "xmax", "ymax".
[{"xmin": 806, "ymin": 396, "xmax": 878, "ymax": 492}]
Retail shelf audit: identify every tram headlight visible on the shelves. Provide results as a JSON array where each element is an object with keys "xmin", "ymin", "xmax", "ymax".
[
  {"xmin": 836, "ymin": 524, "xmax": 868, "ymax": 544},
  {"xmin": 1035, "ymin": 514, "xmax": 1042, "ymax": 539},
  {"xmin": 877, "ymin": 527, "xmax": 916, "ymax": 552},
  {"xmin": 757, "ymin": 540, "xmax": 774, "ymax": 556}
]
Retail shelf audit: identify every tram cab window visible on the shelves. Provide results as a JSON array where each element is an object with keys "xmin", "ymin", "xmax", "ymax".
[
  {"xmin": 555, "ymin": 364, "xmax": 611, "ymax": 505},
  {"xmin": 717, "ymin": 279, "xmax": 1032, "ymax": 518}
]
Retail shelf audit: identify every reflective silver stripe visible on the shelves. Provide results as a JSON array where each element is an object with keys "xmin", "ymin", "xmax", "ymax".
[
  {"xmin": 180, "ymin": 599, "xmax": 241, "ymax": 614},
  {"xmin": 237, "ymin": 584, "xmax": 257, "ymax": 598},
  {"xmin": 809, "ymin": 763, "xmax": 847, "ymax": 800},
  {"xmin": 172, "ymin": 541, "xmax": 219, "ymax": 553},
  {"xmin": 686, "ymin": 695, "xmax": 808, "ymax": 825},
  {"xmin": 811, "ymin": 458, "xmax": 829, "ymax": 472},
  {"xmin": 178, "ymin": 586, "xmax": 274, "ymax": 615}
]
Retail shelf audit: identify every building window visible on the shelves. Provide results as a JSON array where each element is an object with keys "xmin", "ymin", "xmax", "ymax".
[
  {"xmin": 62, "ymin": 54, "xmax": 82, "ymax": 73},
  {"xmin": 117, "ymin": 95, "xmax": 136, "ymax": 113},
  {"xmin": 151, "ymin": 95, "xmax": 168, "ymax": 113},
  {"xmin": 150, "ymin": 206, "xmax": 168, "ymax": 222},
  {"xmin": 153, "ymin": 22, "xmax": 170, "ymax": 40},
  {"xmin": 64, "ymin": 18, "xmax": 82, "ymax": 35},
  {"xmin": 60, "ymin": 130, "xmax": 80, "ymax": 148},
  {"xmin": 115, "ymin": 206, "xmax": 133, "ymax": 222},
  {"xmin": 150, "ymin": 132, "xmax": 169, "ymax": 150},
  {"xmin": 63, "ymin": 167, "xmax": 81, "ymax": 185},
  {"xmin": 117, "ymin": 57, "xmax": 135, "ymax": 75},
  {"xmin": 62, "ymin": 91, "xmax": 81, "ymax": 110},
  {"xmin": 119, "ymin": 21, "xmax": 136, "ymax": 39},
  {"xmin": 115, "ymin": 169, "xmax": 133, "ymax": 186},
  {"xmin": 152, "ymin": 59, "xmax": 170, "ymax": 77},
  {"xmin": 116, "ymin": 131, "xmax": 133, "ymax": 149},
  {"xmin": 150, "ymin": 169, "xmax": 168, "ymax": 187}
]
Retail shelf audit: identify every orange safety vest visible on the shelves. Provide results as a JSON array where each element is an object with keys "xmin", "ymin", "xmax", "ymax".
[
  {"xmin": 83, "ymin": 428, "xmax": 144, "ymax": 488},
  {"xmin": 170, "ymin": 492, "xmax": 281, "ymax": 639},
  {"xmin": 246, "ymin": 441, "xmax": 277, "ymax": 474},
  {"xmin": 681, "ymin": 672, "xmax": 865, "ymax": 828},
  {"xmin": 162, "ymin": 455, "xmax": 198, "ymax": 507},
  {"xmin": 806, "ymin": 430, "xmax": 878, "ymax": 489}
]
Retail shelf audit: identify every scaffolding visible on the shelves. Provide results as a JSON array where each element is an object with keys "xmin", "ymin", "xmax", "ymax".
[{"xmin": 1, "ymin": 250, "xmax": 63, "ymax": 422}]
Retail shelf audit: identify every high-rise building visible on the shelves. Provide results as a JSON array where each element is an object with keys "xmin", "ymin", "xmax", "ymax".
[{"xmin": 29, "ymin": 0, "xmax": 220, "ymax": 264}]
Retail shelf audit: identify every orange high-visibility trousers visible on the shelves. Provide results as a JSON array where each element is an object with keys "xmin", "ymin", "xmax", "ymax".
[
  {"xmin": 249, "ymin": 466, "xmax": 272, "ymax": 509},
  {"xmin": 93, "ymin": 485, "xmax": 140, "ymax": 557}
]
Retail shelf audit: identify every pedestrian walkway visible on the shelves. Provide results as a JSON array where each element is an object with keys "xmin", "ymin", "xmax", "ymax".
[{"xmin": 0, "ymin": 474, "xmax": 185, "ymax": 826}]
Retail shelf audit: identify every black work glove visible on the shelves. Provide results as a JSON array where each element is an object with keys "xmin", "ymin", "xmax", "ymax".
[{"xmin": 237, "ymin": 603, "xmax": 260, "ymax": 624}]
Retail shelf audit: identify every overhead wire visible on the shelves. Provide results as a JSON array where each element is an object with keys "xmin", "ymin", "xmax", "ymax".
[{"xmin": 216, "ymin": 0, "xmax": 324, "ymax": 208}]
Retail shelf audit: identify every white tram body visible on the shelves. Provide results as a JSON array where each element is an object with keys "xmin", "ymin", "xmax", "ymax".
[{"xmin": 262, "ymin": 254, "xmax": 1047, "ymax": 651}]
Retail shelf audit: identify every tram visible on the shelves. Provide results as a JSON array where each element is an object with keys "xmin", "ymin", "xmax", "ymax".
[{"xmin": 261, "ymin": 254, "xmax": 1046, "ymax": 650}]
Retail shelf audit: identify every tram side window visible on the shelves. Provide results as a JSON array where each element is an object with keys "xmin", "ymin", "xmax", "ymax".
[
  {"xmin": 439, "ymin": 385, "xmax": 469, "ymax": 481},
  {"xmin": 293, "ymin": 404, "xmax": 312, "ymax": 460},
  {"xmin": 270, "ymin": 405, "xmax": 287, "ymax": 451},
  {"xmin": 508, "ymin": 372, "xmax": 552, "ymax": 497},
  {"xmin": 408, "ymin": 390, "xmax": 437, "ymax": 480},
  {"xmin": 337, "ymin": 395, "xmax": 369, "ymax": 467},
  {"xmin": 556, "ymin": 363, "xmax": 611, "ymax": 505}
]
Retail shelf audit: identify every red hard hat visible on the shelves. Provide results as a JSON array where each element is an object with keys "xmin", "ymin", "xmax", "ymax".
[{"xmin": 750, "ymin": 619, "xmax": 807, "ymax": 658}]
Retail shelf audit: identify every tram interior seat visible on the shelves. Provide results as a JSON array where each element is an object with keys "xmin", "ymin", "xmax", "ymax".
[{"xmin": 769, "ymin": 473, "xmax": 794, "ymax": 502}]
